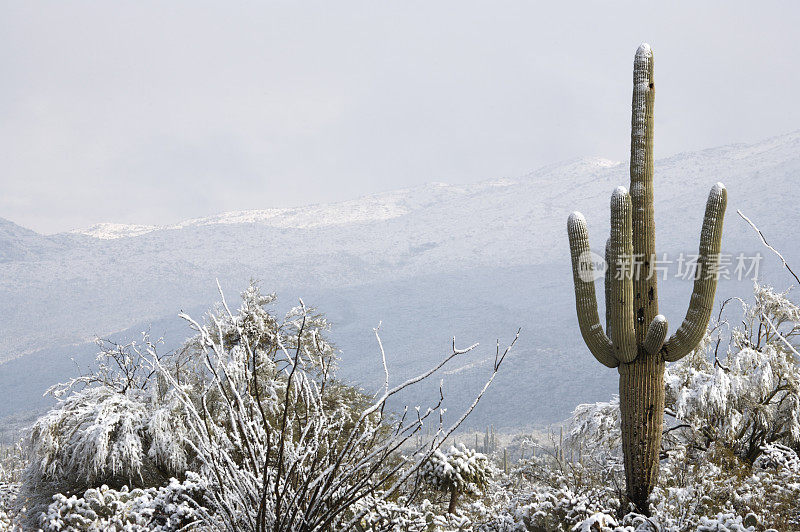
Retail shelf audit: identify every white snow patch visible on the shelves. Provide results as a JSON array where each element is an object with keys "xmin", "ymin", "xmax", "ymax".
[{"xmin": 73, "ymin": 223, "xmax": 161, "ymax": 240}]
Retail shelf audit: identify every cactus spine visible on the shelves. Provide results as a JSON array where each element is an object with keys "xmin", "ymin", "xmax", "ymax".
[{"xmin": 567, "ymin": 43, "xmax": 727, "ymax": 513}]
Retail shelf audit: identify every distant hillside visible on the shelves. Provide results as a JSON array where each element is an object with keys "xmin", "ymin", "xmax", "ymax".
[{"xmin": 1, "ymin": 131, "xmax": 799, "ymax": 429}]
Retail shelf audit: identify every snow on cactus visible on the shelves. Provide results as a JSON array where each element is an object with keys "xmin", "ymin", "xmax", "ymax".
[
  {"xmin": 571, "ymin": 512, "xmax": 619, "ymax": 532},
  {"xmin": 419, "ymin": 443, "xmax": 490, "ymax": 515},
  {"xmin": 754, "ymin": 442, "xmax": 800, "ymax": 473},
  {"xmin": 41, "ymin": 473, "xmax": 210, "ymax": 531},
  {"xmin": 351, "ymin": 494, "xmax": 433, "ymax": 531}
]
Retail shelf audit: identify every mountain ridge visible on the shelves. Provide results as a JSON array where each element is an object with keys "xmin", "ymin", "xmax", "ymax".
[{"xmin": 1, "ymin": 130, "xmax": 799, "ymax": 429}]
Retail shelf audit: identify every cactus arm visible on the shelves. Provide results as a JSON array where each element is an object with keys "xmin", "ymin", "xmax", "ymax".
[
  {"xmin": 568, "ymin": 212, "xmax": 618, "ymax": 368},
  {"xmin": 605, "ymin": 238, "xmax": 612, "ymax": 341},
  {"xmin": 608, "ymin": 187, "xmax": 637, "ymax": 363},
  {"xmin": 643, "ymin": 314, "xmax": 668, "ymax": 355},
  {"xmin": 630, "ymin": 43, "xmax": 659, "ymax": 343},
  {"xmin": 661, "ymin": 183, "xmax": 727, "ymax": 362}
]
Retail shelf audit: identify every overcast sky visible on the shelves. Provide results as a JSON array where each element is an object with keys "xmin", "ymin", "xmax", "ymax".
[{"xmin": 2, "ymin": 2, "xmax": 798, "ymax": 234}]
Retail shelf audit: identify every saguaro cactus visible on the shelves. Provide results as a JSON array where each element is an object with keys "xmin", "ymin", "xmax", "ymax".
[{"xmin": 567, "ymin": 43, "xmax": 727, "ymax": 513}]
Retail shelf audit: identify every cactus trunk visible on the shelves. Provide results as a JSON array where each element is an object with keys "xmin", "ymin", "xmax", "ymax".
[
  {"xmin": 620, "ymin": 42, "xmax": 663, "ymax": 514},
  {"xmin": 619, "ymin": 354, "xmax": 664, "ymax": 511},
  {"xmin": 567, "ymin": 43, "xmax": 727, "ymax": 514},
  {"xmin": 448, "ymin": 486, "xmax": 459, "ymax": 514}
]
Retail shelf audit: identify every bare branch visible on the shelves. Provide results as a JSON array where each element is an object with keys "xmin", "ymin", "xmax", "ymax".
[{"xmin": 738, "ymin": 209, "xmax": 800, "ymax": 285}]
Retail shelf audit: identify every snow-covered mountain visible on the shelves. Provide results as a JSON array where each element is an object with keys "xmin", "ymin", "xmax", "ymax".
[{"xmin": 2, "ymin": 131, "xmax": 799, "ymax": 432}]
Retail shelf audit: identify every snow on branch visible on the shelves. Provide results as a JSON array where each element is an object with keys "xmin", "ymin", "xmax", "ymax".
[{"xmin": 150, "ymin": 281, "xmax": 518, "ymax": 531}]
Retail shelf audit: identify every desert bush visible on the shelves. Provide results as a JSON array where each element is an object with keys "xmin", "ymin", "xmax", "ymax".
[
  {"xmin": 665, "ymin": 284, "xmax": 800, "ymax": 462},
  {"xmin": 16, "ymin": 335, "xmax": 192, "ymax": 524},
  {"xmin": 0, "ymin": 443, "xmax": 27, "ymax": 485},
  {"xmin": 157, "ymin": 282, "xmax": 516, "ymax": 531},
  {"xmin": 9, "ymin": 281, "xmax": 514, "ymax": 530},
  {"xmin": 419, "ymin": 444, "xmax": 490, "ymax": 514},
  {"xmin": 40, "ymin": 473, "xmax": 210, "ymax": 531}
]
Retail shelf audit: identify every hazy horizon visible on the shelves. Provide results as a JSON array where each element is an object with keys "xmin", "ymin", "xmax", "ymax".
[
  {"xmin": 3, "ymin": 2, "xmax": 799, "ymax": 234},
  {"xmin": 4, "ymin": 127, "xmax": 800, "ymax": 236}
]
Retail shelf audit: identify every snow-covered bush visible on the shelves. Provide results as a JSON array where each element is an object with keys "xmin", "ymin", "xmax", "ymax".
[
  {"xmin": 753, "ymin": 442, "xmax": 800, "ymax": 472},
  {"xmin": 567, "ymin": 397, "xmax": 622, "ymax": 461},
  {"xmin": 419, "ymin": 444, "xmax": 490, "ymax": 514},
  {"xmin": 647, "ymin": 442, "xmax": 800, "ymax": 530},
  {"xmin": 18, "ymin": 335, "xmax": 192, "ymax": 523},
  {"xmin": 422, "ymin": 436, "xmax": 797, "ymax": 531},
  {"xmin": 499, "ymin": 455, "xmax": 622, "ymax": 531},
  {"xmin": 0, "ymin": 482, "xmax": 21, "ymax": 530},
  {"xmin": 0, "ymin": 443, "xmax": 28, "ymax": 485},
  {"xmin": 351, "ymin": 494, "xmax": 434, "ymax": 531},
  {"xmin": 6, "ymin": 281, "xmax": 515, "ymax": 529},
  {"xmin": 665, "ymin": 284, "xmax": 800, "ymax": 462},
  {"xmin": 26, "ymin": 386, "xmax": 186, "ymax": 486},
  {"xmin": 41, "ymin": 473, "xmax": 210, "ymax": 531},
  {"xmin": 153, "ymin": 282, "xmax": 516, "ymax": 531},
  {"xmin": 571, "ymin": 512, "xmax": 622, "ymax": 532}
]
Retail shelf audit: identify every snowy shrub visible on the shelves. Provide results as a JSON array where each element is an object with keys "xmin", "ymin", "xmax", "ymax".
[
  {"xmin": 18, "ymin": 335, "xmax": 192, "ymax": 524},
  {"xmin": 0, "ymin": 482, "xmax": 21, "ymax": 530},
  {"xmin": 26, "ymin": 387, "xmax": 184, "ymax": 486},
  {"xmin": 351, "ymin": 494, "xmax": 434, "ymax": 531},
  {"xmin": 665, "ymin": 284, "xmax": 800, "ymax": 462},
  {"xmin": 571, "ymin": 512, "xmax": 620, "ymax": 532},
  {"xmin": 0, "ymin": 444, "xmax": 28, "ymax": 485},
  {"xmin": 4, "ymin": 281, "xmax": 515, "ymax": 529},
  {"xmin": 153, "ymin": 282, "xmax": 516, "ymax": 531},
  {"xmin": 434, "ymin": 439, "xmax": 798, "ymax": 531},
  {"xmin": 419, "ymin": 444, "xmax": 490, "ymax": 514},
  {"xmin": 694, "ymin": 513, "xmax": 755, "ymax": 532},
  {"xmin": 753, "ymin": 442, "xmax": 800, "ymax": 472},
  {"xmin": 571, "ymin": 511, "xmax": 763, "ymax": 532},
  {"xmin": 460, "ymin": 452, "xmax": 625, "ymax": 531},
  {"xmin": 567, "ymin": 397, "xmax": 621, "ymax": 460},
  {"xmin": 41, "ymin": 473, "xmax": 210, "ymax": 531}
]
